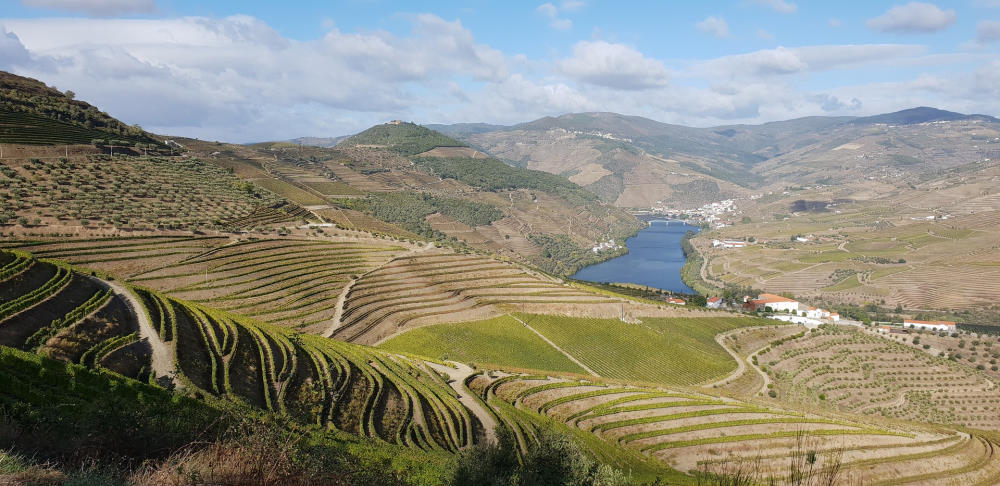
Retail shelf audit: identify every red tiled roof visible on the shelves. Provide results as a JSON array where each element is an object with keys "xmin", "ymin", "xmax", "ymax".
[{"xmin": 707, "ymin": 297, "xmax": 722, "ymax": 303}]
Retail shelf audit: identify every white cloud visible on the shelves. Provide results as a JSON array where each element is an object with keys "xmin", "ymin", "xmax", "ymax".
[
  {"xmin": 749, "ymin": 0, "xmax": 797, "ymax": 14},
  {"xmin": 21, "ymin": 0, "xmax": 155, "ymax": 16},
  {"xmin": 536, "ymin": 2, "xmax": 578, "ymax": 30},
  {"xmin": 0, "ymin": 29, "xmax": 33, "ymax": 67},
  {"xmin": 0, "ymin": 14, "xmax": 510, "ymax": 141},
  {"xmin": 693, "ymin": 44, "xmax": 925, "ymax": 78},
  {"xmin": 557, "ymin": 40, "xmax": 669, "ymax": 90},
  {"xmin": 867, "ymin": 2, "xmax": 956, "ymax": 34},
  {"xmin": 536, "ymin": 3, "xmax": 558, "ymax": 18},
  {"xmin": 550, "ymin": 18, "xmax": 572, "ymax": 30},
  {"xmin": 0, "ymin": 11, "xmax": 993, "ymax": 141},
  {"xmin": 696, "ymin": 16, "xmax": 730, "ymax": 38},
  {"xmin": 977, "ymin": 20, "xmax": 1000, "ymax": 42}
]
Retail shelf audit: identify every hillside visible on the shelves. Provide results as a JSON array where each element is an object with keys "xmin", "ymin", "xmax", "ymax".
[
  {"xmin": 692, "ymin": 156, "xmax": 1000, "ymax": 315},
  {"xmin": 224, "ymin": 122, "xmax": 644, "ymax": 276},
  {"xmin": 0, "ymin": 71, "xmax": 164, "ymax": 148},
  {"xmin": 6, "ymin": 249, "xmax": 1000, "ymax": 484},
  {"xmin": 444, "ymin": 109, "xmax": 1000, "ymax": 208}
]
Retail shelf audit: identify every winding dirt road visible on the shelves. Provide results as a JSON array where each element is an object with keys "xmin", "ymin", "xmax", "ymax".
[
  {"xmin": 701, "ymin": 326, "xmax": 779, "ymax": 394},
  {"xmin": 103, "ymin": 280, "xmax": 178, "ymax": 388},
  {"xmin": 424, "ymin": 361, "xmax": 498, "ymax": 444}
]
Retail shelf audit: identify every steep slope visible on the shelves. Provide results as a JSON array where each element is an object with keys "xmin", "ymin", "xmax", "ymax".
[
  {"xmin": 0, "ymin": 71, "xmax": 165, "ymax": 148},
  {"xmin": 0, "ymin": 251, "xmax": 483, "ymax": 451},
  {"xmin": 240, "ymin": 122, "xmax": 644, "ymax": 275}
]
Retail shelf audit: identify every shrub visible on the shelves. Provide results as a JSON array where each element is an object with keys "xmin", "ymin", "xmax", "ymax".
[{"xmin": 452, "ymin": 427, "xmax": 628, "ymax": 486}]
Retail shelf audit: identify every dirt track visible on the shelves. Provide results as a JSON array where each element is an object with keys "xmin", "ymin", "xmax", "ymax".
[{"xmin": 104, "ymin": 280, "xmax": 178, "ymax": 388}]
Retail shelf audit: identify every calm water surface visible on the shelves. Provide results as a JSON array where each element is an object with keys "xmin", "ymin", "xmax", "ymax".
[{"xmin": 571, "ymin": 221, "xmax": 700, "ymax": 293}]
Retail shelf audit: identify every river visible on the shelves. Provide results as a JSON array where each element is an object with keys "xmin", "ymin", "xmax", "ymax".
[{"xmin": 571, "ymin": 221, "xmax": 700, "ymax": 293}]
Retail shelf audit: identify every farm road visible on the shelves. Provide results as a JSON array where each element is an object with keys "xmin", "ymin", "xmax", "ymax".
[
  {"xmin": 425, "ymin": 361, "xmax": 498, "ymax": 445},
  {"xmin": 322, "ymin": 242, "xmax": 435, "ymax": 338},
  {"xmin": 702, "ymin": 326, "xmax": 781, "ymax": 392},
  {"xmin": 508, "ymin": 314, "xmax": 600, "ymax": 377},
  {"xmin": 103, "ymin": 280, "xmax": 178, "ymax": 388}
]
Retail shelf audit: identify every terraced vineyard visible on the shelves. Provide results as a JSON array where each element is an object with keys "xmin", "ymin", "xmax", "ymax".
[
  {"xmin": 474, "ymin": 373, "xmax": 1000, "ymax": 484},
  {"xmin": 0, "ymin": 250, "xmax": 482, "ymax": 452},
  {"xmin": 332, "ymin": 251, "xmax": 622, "ymax": 345},
  {"xmin": 0, "ymin": 109, "xmax": 152, "ymax": 146},
  {"xmin": 0, "ymin": 252, "xmax": 148, "ymax": 379},
  {"xmin": 759, "ymin": 326, "xmax": 1000, "ymax": 430},
  {"xmin": 4, "ymin": 236, "xmax": 413, "ymax": 330}
]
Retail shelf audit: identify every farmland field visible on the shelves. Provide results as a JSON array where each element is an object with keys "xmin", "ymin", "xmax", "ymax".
[
  {"xmin": 0, "ymin": 155, "xmax": 289, "ymax": 233},
  {"xmin": 518, "ymin": 314, "xmax": 776, "ymax": 386},
  {"xmin": 379, "ymin": 315, "xmax": 587, "ymax": 374},
  {"xmin": 695, "ymin": 185, "xmax": 1000, "ymax": 312},
  {"xmin": 384, "ymin": 313, "xmax": 778, "ymax": 386}
]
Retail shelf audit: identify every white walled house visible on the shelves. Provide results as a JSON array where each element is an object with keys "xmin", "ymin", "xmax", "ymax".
[
  {"xmin": 749, "ymin": 294, "xmax": 799, "ymax": 313},
  {"xmin": 706, "ymin": 297, "xmax": 723, "ymax": 309}
]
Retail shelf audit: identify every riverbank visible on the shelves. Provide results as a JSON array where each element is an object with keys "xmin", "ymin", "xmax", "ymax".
[
  {"xmin": 679, "ymin": 230, "xmax": 725, "ymax": 296},
  {"xmin": 571, "ymin": 221, "xmax": 700, "ymax": 293}
]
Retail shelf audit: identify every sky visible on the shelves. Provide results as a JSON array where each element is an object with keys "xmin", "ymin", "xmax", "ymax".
[{"xmin": 1, "ymin": 0, "xmax": 999, "ymax": 142}]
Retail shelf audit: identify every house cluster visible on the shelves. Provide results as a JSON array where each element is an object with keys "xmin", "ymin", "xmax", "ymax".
[
  {"xmin": 665, "ymin": 297, "xmax": 686, "ymax": 305},
  {"xmin": 590, "ymin": 239, "xmax": 622, "ymax": 254},
  {"xmin": 742, "ymin": 294, "xmax": 840, "ymax": 325},
  {"xmin": 648, "ymin": 199, "xmax": 736, "ymax": 228},
  {"xmin": 878, "ymin": 319, "xmax": 957, "ymax": 333}
]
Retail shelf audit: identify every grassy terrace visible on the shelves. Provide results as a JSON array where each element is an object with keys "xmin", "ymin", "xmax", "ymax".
[
  {"xmin": 383, "ymin": 313, "xmax": 778, "ymax": 386},
  {"xmin": 478, "ymin": 374, "xmax": 1000, "ymax": 483},
  {"xmin": 380, "ymin": 315, "xmax": 587, "ymax": 374},
  {"xmin": 518, "ymin": 314, "xmax": 774, "ymax": 386}
]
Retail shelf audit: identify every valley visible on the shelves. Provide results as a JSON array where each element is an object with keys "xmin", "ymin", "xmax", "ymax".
[{"xmin": 2, "ymin": 66, "xmax": 1000, "ymax": 485}]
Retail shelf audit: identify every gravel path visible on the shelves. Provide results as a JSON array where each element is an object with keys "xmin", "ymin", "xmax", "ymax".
[
  {"xmin": 701, "ymin": 326, "xmax": 784, "ymax": 389},
  {"xmin": 424, "ymin": 360, "xmax": 498, "ymax": 444},
  {"xmin": 104, "ymin": 280, "xmax": 178, "ymax": 388}
]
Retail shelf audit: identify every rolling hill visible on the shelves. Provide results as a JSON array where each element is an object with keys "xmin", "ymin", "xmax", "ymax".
[
  {"xmin": 437, "ymin": 108, "xmax": 1000, "ymax": 208},
  {"xmin": 0, "ymin": 71, "xmax": 166, "ymax": 150}
]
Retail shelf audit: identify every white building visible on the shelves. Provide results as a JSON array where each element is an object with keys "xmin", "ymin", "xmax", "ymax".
[
  {"xmin": 706, "ymin": 297, "xmax": 723, "ymax": 309},
  {"xmin": 749, "ymin": 294, "xmax": 800, "ymax": 313},
  {"xmin": 903, "ymin": 319, "xmax": 956, "ymax": 332}
]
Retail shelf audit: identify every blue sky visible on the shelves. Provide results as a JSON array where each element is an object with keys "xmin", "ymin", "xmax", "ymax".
[{"xmin": 2, "ymin": 0, "xmax": 999, "ymax": 142}]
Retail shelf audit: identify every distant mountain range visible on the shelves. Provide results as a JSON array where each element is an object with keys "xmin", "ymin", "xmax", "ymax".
[{"xmin": 292, "ymin": 107, "xmax": 1000, "ymax": 208}]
